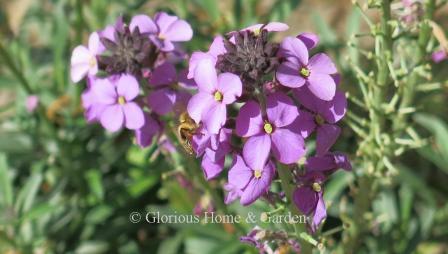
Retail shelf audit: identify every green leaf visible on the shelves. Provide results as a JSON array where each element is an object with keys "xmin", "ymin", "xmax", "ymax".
[
  {"xmin": 157, "ymin": 233, "xmax": 183, "ymax": 254},
  {"xmin": 75, "ymin": 241, "xmax": 109, "ymax": 254},
  {"xmin": 0, "ymin": 153, "xmax": 13, "ymax": 206},
  {"xmin": 414, "ymin": 113, "xmax": 448, "ymax": 158},
  {"xmin": 193, "ymin": 0, "xmax": 220, "ymax": 21},
  {"xmin": 20, "ymin": 203, "xmax": 56, "ymax": 222},
  {"xmin": 14, "ymin": 173, "xmax": 43, "ymax": 214},
  {"xmin": 85, "ymin": 169, "xmax": 104, "ymax": 201}
]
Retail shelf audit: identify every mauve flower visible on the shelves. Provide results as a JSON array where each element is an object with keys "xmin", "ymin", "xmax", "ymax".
[
  {"xmin": 228, "ymin": 153, "xmax": 275, "ymax": 206},
  {"xmin": 202, "ymin": 128, "xmax": 232, "ymax": 179},
  {"xmin": 26, "ymin": 95, "xmax": 39, "ymax": 113},
  {"xmin": 235, "ymin": 22, "xmax": 289, "ymax": 37},
  {"xmin": 224, "ymin": 183, "xmax": 243, "ymax": 204},
  {"xmin": 432, "ymin": 49, "xmax": 447, "ymax": 63},
  {"xmin": 151, "ymin": 12, "xmax": 193, "ymax": 52},
  {"xmin": 92, "ymin": 75, "xmax": 144, "ymax": 132},
  {"xmin": 276, "ymin": 36, "xmax": 338, "ymax": 101},
  {"xmin": 236, "ymin": 92, "xmax": 306, "ymax": 164},
  {"xmin": 306, "ymin": 152, "xmax": 352, "ymax": 172},
  {"xmin": 135, "ymin": 113, "xmax": 160, "ymax": 148},
  {"xmin": 70, "ymin": 32, "xmax": 101, "ymax": 83},
  {"xmin": 292, "ymin": 86, "xmax": 347, "ymax": 155},
  {"xmin": 81, "ymin": 76, "xmax": 106, "ymax": 122},
  {"xmin": 147, "ymin": 62, "xmax": 192, "ymax": 115},
  {"xmin": 188, "ymin": 36, "xmax": 226, "ymax": 79},
  {"xmin": 293, "ymin": 171, "xmax": 327, "ymax": 233},
  {"xmin": 187, "ymin": 59, "xmax": 242, "ymax": 134}
]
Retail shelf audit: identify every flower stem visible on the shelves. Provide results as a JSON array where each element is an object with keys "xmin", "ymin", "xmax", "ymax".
[{"xmin": 277, "ymin": 163, "xmax": 313, "ymax": 253}]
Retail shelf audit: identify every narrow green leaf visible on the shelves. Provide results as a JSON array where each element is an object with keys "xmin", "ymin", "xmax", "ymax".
[
  {"xmin": 0, "ymin": 153, "xmax": 13, "ymax": 206},
  {"xmin": 14, "ymin": 173, "xmax": 43, "ymax": 214}
]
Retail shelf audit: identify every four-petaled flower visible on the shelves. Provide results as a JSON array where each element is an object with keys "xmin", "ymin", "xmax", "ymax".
[
  {"xmin": 236, "ymin": 92, "xmax": 306, "ymax": 165},
  {"xmin": 228, "ymin": 152, "xmax": 275, "ymax": 206},
  {"xmin": 151, "ymin": 12, "xmax": 193, "ymax": 52},
  {"xmin": 92, "ymin": 74, "xmax": 144, "ymax": 132},
  {"xmin": 187, "ymin": 59, "xmax": 242, "ymax": 134},
  {"xmin": 70, "ymin": 32, "xmax": 102, "ymax": 83},
  {"xmin": 276, "ymin": 36, "xmax": 338, "ymax": 101}
]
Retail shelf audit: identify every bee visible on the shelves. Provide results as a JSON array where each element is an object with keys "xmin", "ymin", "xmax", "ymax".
[{"xmin": 177, "ymin": 112, "xmax": 198, "ymax": 155}]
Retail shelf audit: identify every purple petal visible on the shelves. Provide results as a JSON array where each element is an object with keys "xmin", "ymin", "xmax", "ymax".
[
  {"xmin": 297, "ymin": 32, "xmax": 319, "ymax": 50},
  {"xmin": 130, "ymin": 15, "xmax": 158, "ymax": 34},
  {"xmin": 333, "ymin": 152, "xmax": 352, "ymax": 171},
  {"xmin": 316, "ymin": 124, "xmax": 341, "ymax": 155},
  {"xmin": 265, "ymin": 22, "xmax": 289, "ymax": 32},
  {"xmin": 308, "ymin": 53, "xmax": 337, "ymax": 75},
  {"xmin": 193, "ymin": 59, "xmax": 218, "ymax": 93},
  {"xmin": 203, "ymin": 103, "xmax": 226, "ymax": 134},
  {"xmin": 293, "ymin": 186, "xmax": 318, "ymax": 215},
  {"xmin": 149, "ymin": 62, "xmax": 177, "ymax": 86},
  {"xmin": 135, "ymin": 114, "xmax": 160, "ymax": 148},
  {"xmin": 151, "ymin": 37, "xmax": 175, "ymax": 52},
  {"xmin": 280, "ymin": 36, "xmax": 309, "ymax": 66},
  {"xmin": 123, "ymin": 102, "xmax": 145, "ymax": 130},
  {"xmin": 164, "ymin": 19, "xmax": 193, "ymax": 42},
  {"xmin": 228, "ymin": 154, "xmax": 253, "ymax": 189},
  {"xmin": 154, "ymin": 12, "xmax": 178, "ymax": 34},
  {"xmin": 432, "ymin": 49, "xmax": 447, "ymax": 63},
  {"xmin": 311, "ymin": 192, "xmax": 327, "ymax": 232},
  {"xmin": 147, "ymin": 88, "xmax": 176, "ymax": 115},
  {"xmin": 236, "ymin": 101, "xmax": 263, "ymax": 137},
  {"xmin": 188, "ymin": 52, "xmax": 216, "ymax": 79},
  {"xmin": 240, "ymin": 161, "xmax": 275, "ymax": 206},
  {"xmin": 266, "ymin": 92, "xmax": 298, "ymax": 128},
  {"xmin": 208, "ymin": 36, "xmax": 227, "ymax": 57},
  {"xmin": 202, "ymin": 149, "xmax": 225, "ymax": 180},
  {"xmin": 306, "ymin": 155, "xmax": 337, "ymax": 172},
  {"xmin": 187, "ymin": 92, "xmax": 214, "ymax": 124},
  {"xmin": 100, "ymin": 105, "xmax": 124, "ymax": 132},
  {"xmin": 320, "ymin": 90, "xmax": 347, "ymax": 124},
  {"xmin": 116, "ymin": 74, "xmax": 140, "ymax": 101},
  {"xmin": 178, "ymin": 69, "xmax": 197, "ymax": 89},
  {"xmin": 276, "ymin": 61, "xmax": 306, "ymax": 88},
  {"xmin": 70, "ymin": 45, "xmax": 92, "ymax": 83},
  {"xmin": 92, "ymin": 78, "xmax": 117, "ymax": 105},
  {"xmin": 307, "ymin": 73, "xmax": 336, "ymax": 101},
  {"xmin": 217, "ymin": 73, "xmax": 242, "ymax": 104},
  {"xmin": 224, "ymin": 183, "xmax": 242, "ymax": 205},
  {"xmin": 289, "ymin": 110, "xmax": 316, "ymax": 138},
  {"xmin": 271, "ymin": 128, "xmax": 306, "ymax": 164},
  {"xmin": 191, "ymin": 126, "xmax": 211, "ymax": 157},
  {"xmin": 88, "ymin": 32, "xmax": 101, "ymax": 54},
  {"xmin": 293, "ymin": 86, "xmax": 320, "ymax": 113},
  {"xmin": 243, "ymin": 134, "xmax": 271, "ymax": 170}
]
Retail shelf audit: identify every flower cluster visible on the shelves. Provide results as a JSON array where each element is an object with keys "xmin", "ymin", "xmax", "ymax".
[
  {"xmin": 70, "ymin": 13, "xmax": 194, "ymax": 145},
  {"xmin": 187, "ymin": 23, "xmax": 351, "ymax": 232}
]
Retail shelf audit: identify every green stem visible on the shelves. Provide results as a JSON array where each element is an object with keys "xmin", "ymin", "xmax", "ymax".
[
  {"xmin": 0, "ymin": 41, "xmax": 33, "ymax": 94},
  {"xmin": 277, "ymin": 163, "xmax": 312, "ymax": 253}
]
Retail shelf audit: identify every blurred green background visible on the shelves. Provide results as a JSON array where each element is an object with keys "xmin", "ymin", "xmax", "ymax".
[{"xmin": 1, "ymin": 0, "xmax": 448, "ymax": 253}]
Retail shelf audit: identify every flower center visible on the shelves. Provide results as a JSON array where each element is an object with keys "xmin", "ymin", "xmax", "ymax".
[
  {"xmin": 299, "ymin": 67, "xmax": 310, "ymax": 78},
  {"xmin": 252, "ymin": 28, "xmax": 261, "ymax": 36},
  {"xmin": 263, "ymin": 122, "xmax": 273, "ymax": 134},
  {"xmin": 118, "ymin": 96, "xmax": 126, "ymax": 105},
  {"xmin": 315, "ymin": 114, "xmax": 325, "ymax": 125},
  {"xmin": 159, "ymin": 34, "xmax": 166, "ymax": 40},
  {"xmin": 214, "ymin": 91, "xmax": 223, "ymax": 102},
  {"xmin": 254, "ymin": 169, "xmax": 262, "ymax": 179},
  {"xmin": 312, "ymin": 182, "xmax": 322, "ymax": 192},
  {"xmin": 89, "ymin": 56, "xmax": 97, "ymax": 68}
]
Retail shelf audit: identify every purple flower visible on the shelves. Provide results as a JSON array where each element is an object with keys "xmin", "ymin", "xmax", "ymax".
[
  {"xmin": 236, "ymin": 92, "xmax": 306, "ymax": 165},
  {"xmin": 293, "ymin": 171, "xmax": 327, "ymax": 233},
  {"xmin": 228, "ymin": 153, "xmax": 275, "ymax": 206},
  {"xmin": 188, "ymin": 36, "xmax": 226, "ymax": 79},
  {"xmin": 306, "ymin": 152, "xmax": 352, "ymax": 172},
  {"xmin": 129, "ymin": 14, "xmax": 158, "ymax": 34},
  {"xmin": 26, "ymin": 95, "xmax": 39, "ymax": 113},
  {"xmin": 292, "ymin": 86, "xmax": 347, "ymax": 155},
  {"xmin": 224, "ymin": 183, "xmax": 243, "ymax": 204},
  {"xmin": 148, "ymin": 62, "xmax": 192, "ymax": 115},
  {"xmin": 242, "ymin": 22, "xmax": 289, "ymax": 34},
  {"xmin": 91, "ymin": 75, "xmax": 144, "ymax": 132},
  {"xmin": 151, "ymin": 12, "xmax": 193, "ymax": 52},
  {"xmin": 135, "ymin": 114, "xmax": 160, "ymax": 148},
  {"xmin": 276, "ymin": 36, "xmax": 338, "ymax": 101},
  {"xmin": 187, "ymin": 59, "xmax": 242, "ymax": 134},
  {"xmin": 192, "ymin": 127, "xmax": 232, "ymax": 180},
  {"xmin": 432, "ymin": 49, "xmax": 447, "ymax": 63},
  {"xmin": 81, "ymin": 76, "xmax": 106, "ymax": 122},
  {"xmin": 70, "ymin": 32, "xmax": 101, "ymax": 83}
]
